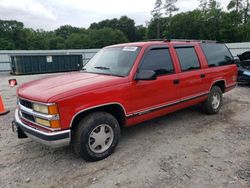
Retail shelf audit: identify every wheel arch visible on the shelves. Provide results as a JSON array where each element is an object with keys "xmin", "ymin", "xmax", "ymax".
[
  {"xmin": 70, "ymin": 103, "xmax": 127, "ymax": 131},
  {"xmin": 210, "ymin": 80, "xmax": 226, "ymax": 93}
]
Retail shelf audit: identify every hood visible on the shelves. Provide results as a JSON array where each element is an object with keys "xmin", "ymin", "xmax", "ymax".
[{"xmin": 18, "ymin": 72, "xmax": 128, "ymax": 102}]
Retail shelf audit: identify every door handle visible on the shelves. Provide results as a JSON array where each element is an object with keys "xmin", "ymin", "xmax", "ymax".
[
  {"xmin": 173, "ymin": 79, "xmax": 180, "ymax": 85},
  {"xmin": 200, "ymin": 74, "xmax": 205, "ymax": 78}
]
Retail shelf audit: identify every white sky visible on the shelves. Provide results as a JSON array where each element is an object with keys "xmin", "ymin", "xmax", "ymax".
[{"xmin": 0, "ymin": 0, "xmax": 231, "ymax": 30}]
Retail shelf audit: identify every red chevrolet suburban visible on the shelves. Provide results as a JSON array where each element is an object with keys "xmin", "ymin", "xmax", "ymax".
[{"xmin": 13, "ymin": 40, "xmax": 237, "ymax": 161}]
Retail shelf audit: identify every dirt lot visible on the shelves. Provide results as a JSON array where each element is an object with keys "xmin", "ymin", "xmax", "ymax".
[{"xmin": 0, "ymin": 72, "xmax": 249, "ymax": 188}]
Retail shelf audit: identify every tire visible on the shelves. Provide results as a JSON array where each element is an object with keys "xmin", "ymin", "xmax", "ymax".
[
  {"xmin": 72, "ymin": 112, "xmax": 120, "ymax": 161},
  {"xmin": 201, "ymin": 86, "xmax": 222, "ymax": 114}
]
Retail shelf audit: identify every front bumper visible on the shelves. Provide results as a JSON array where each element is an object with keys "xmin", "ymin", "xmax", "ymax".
[{"xmin": 13, "ymin": 109, "xmax": 71, "ymax": 147}]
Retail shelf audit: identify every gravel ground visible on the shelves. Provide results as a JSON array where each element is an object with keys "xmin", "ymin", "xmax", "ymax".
[{"xmin": 0, "ymin": 72, "xmax": 250, "ymax": 188}]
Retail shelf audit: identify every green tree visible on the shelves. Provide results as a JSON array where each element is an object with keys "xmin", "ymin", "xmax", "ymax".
[
  {"xmin": 243, "ymin": 0, "xmax": 250, "ymax": 23},
  {"xmin": 47, "ymin": 36, "xmax": 65, "ymax": 49},
  {"xmin": 88, "ymin": 28, "xmax": 128, "ymax": 48},
  {"xmin": 0, "ymin": 38, "xmax": 15, "ymax": 50},
  {"xmin": 135, "ymin": 25, "xmax": 147, "ymax": 41},
  {"xmin": 118, "ymin": 16, "xmax": 137, "ymax": 41},
  {"xmin": 164, "ymin": 10, "xmax": 204, "ymax": 39},
  {"xmin": 227, "ymin": 0, "xmax": 246, "ymax": 25},
  {"xmin": 199, "ymin": 0, "xmax": 208, "ymax": 12},
  {"xmin": 25, "ymin": 30, "xmax": 49, "ymax": 50},
  {"xmin": 227, "ymin": 0, "xmax": 243, "ymax": 12},
  {"xmin": 152, "ymin": 0, "xmax": 163, "ymax": 18},
  {"xmin": 55, "ymin": 25, "xmax": 81, "ymax": 39},
  {"xmin": 90, "ymin": 16, "xmax": 137, "ymax": 41},
  {"xmin": 66, "ymin": 33, "xmax": 91, "ymax": 49},
  {"xmin": 164, "ymin": 0, "xmax": 179, "ymax": 18},
  {"xmin": 147, "ymin": 17, "xmax": 169, "ymax": 39},
  {"xmin": 150, "ymin": 0, "xmax": 179, "ymax": 39},
  {"xmin": 0, "ymin": 20, "xmax": 26, "ymax": 49},
  {"xmin": 151, "ymin": 0, "xmax": 163, "ymax": 38}
]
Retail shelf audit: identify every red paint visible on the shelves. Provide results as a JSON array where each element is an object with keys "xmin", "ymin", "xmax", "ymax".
[{"xmin": 17, "ymin": 41, "xmax": 237, "ymax": 131}]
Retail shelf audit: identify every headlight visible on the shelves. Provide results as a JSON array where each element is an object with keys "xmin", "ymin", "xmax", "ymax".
[
  {"xmin": 33, "ymin": 104, "xmax": 48, "ymax": 114},
  {"xmin": 35, "ymin": 118, "xmax": 61, "ymax": 128},
  {"xmin": 35, "ymin": 117, "xmax": 50, "ymax": 127},
  {"xmin": 33, "ymin": 103, "xmax": 58, "ymax": 115}
]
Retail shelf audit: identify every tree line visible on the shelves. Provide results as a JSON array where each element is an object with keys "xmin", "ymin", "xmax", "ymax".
[
  {"xmin": 150, "ymin": 0, "xmax": 250, "ymax": 41},
  {"xmin": 0, "ymin": 0, "xmax": 249, "ymax": 50}
]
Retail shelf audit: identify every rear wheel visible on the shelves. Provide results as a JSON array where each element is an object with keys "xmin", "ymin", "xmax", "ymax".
[
  {"xmin": 72, "ymin": 112, "xmax": 120, "ymax": 161},
  {"xmin": 201, "ymin": 86, "xmax": 222, "ymax": 114}
]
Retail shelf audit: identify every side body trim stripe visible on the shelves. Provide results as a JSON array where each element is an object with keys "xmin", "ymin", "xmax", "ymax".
[{"xmin": 127, "ymin": 92, "xmax": 209, "ymax": 118}]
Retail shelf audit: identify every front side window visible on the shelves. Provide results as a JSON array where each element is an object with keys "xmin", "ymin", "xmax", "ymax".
[
  {"xmin": 175, "ymin": 47, "xmax": 201, "ymax": 72},
  {"xmin": 139, "ymin": 48, "xmax": 174, "ymax": 76},
  {"xmin": 201, "ymin": 44, "xmax": 234, "ymax": 67},
  {"xmin": 84, "ymin": 46, "xmax": 141, "ymax": 76}
]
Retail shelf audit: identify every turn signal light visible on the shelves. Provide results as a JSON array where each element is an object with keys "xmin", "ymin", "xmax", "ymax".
[
  {"xmin": 50, "ymin": 120, "xmax": 61, "ymax": 129},
  {"xmin": 48, "ymin": 105, "xmax": 59, "ymax": 115}
]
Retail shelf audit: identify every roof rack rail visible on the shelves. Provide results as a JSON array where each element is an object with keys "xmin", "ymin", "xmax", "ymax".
[
  {"xmin": 167, "ymin": 39, "xmax": 217, "ymax": 43},
  {"xmin": 147, "ymin": 39, "xmax": 217, "ymax": 43},
  {"xmin": 148, "ymin": 39, "xmax": 169, "ymax": 42}
]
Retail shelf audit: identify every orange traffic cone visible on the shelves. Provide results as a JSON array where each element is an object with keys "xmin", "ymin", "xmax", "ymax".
[{"xmin": 0, "ymin": 95, "xmax": 9, "ymax": 116}]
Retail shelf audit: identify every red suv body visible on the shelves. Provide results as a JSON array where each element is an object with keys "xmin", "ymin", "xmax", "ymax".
[{"xmin": 13, "ymin": 41, "xmax": 237, "ymax": 161}]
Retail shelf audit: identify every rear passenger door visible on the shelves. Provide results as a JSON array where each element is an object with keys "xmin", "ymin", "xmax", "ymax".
[{"xmin": 175, "ymin": 46, "xmax": 207, "ymax": 100}]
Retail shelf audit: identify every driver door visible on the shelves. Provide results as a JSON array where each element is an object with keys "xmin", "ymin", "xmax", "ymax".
[{"xmin": 127, "ymin": 46, "xmax": 181, "ymax": 120}]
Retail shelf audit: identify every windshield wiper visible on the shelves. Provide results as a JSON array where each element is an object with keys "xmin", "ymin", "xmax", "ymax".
[{"xmin": 94, "ymin": 66, "xmax": 110, "ymax": 70}]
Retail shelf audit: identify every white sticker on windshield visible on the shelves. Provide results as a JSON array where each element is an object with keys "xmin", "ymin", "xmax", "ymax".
[{"xmin": 123, "ymin": 46, "xmax": 138, "ymax": 51}]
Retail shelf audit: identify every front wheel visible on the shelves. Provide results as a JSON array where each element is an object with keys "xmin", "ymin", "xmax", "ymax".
[
  {"xmin": 201, "ymin": 86, "xmax": 222, "ymax": 114},
  {"xmin": 72, "ymin": 112, "xmax": 120, "ymax": 161}
]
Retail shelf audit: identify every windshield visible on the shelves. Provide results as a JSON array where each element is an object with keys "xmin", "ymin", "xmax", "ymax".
[{"xmin": 83, "ymin": 46, "xmax": 141, "ymax": 77}]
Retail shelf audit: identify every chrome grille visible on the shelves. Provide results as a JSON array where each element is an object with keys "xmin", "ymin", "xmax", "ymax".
[
  {"xmin": 19, "ymin": 99, "xmax": 33, "ymax": 109},
  {"xmin": 21, "ymin": 112, "xmax": 35, "ymax": 122}
]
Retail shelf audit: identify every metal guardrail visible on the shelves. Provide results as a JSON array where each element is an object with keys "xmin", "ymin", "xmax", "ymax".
[{"xmin": 0, "ymin": 62, "xmax": 11, "ymax": 72}]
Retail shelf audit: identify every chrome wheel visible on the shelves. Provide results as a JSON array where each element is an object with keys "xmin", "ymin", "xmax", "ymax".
[
  {"xmin": 88, "ymin": 124, "xmax": 114, "ymax": 154},
  {"xmin": 211, "ymin": 93, "xmax": 220, "ymax": 109}
]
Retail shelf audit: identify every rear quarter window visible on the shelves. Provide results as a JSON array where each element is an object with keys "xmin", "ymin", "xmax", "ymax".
[{"xmin": 201, "ymin": 44, "xmax": 234, "ymax": 67}]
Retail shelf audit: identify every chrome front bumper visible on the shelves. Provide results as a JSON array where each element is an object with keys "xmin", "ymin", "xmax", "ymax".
[{"xmin": 13, "ymin": 109, "xmax": 71, "ymax": 147}]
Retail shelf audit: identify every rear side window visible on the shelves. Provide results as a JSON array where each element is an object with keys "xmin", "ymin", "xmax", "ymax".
[
  {"xmin": 175, "ymin": 47, "xmax": 200, "ymax": 71},
  {"xmin": 201, "ymin": 44, "xmax": 234, "ymax": 67},
  {"xmin": 139, "ymin": 48, "xmax": 174, "ymax": 76}
]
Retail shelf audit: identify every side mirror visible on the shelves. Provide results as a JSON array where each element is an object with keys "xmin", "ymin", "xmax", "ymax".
[{"xmin": 135, "ymin": 70, "xmax": 157, "ymax": 81}]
